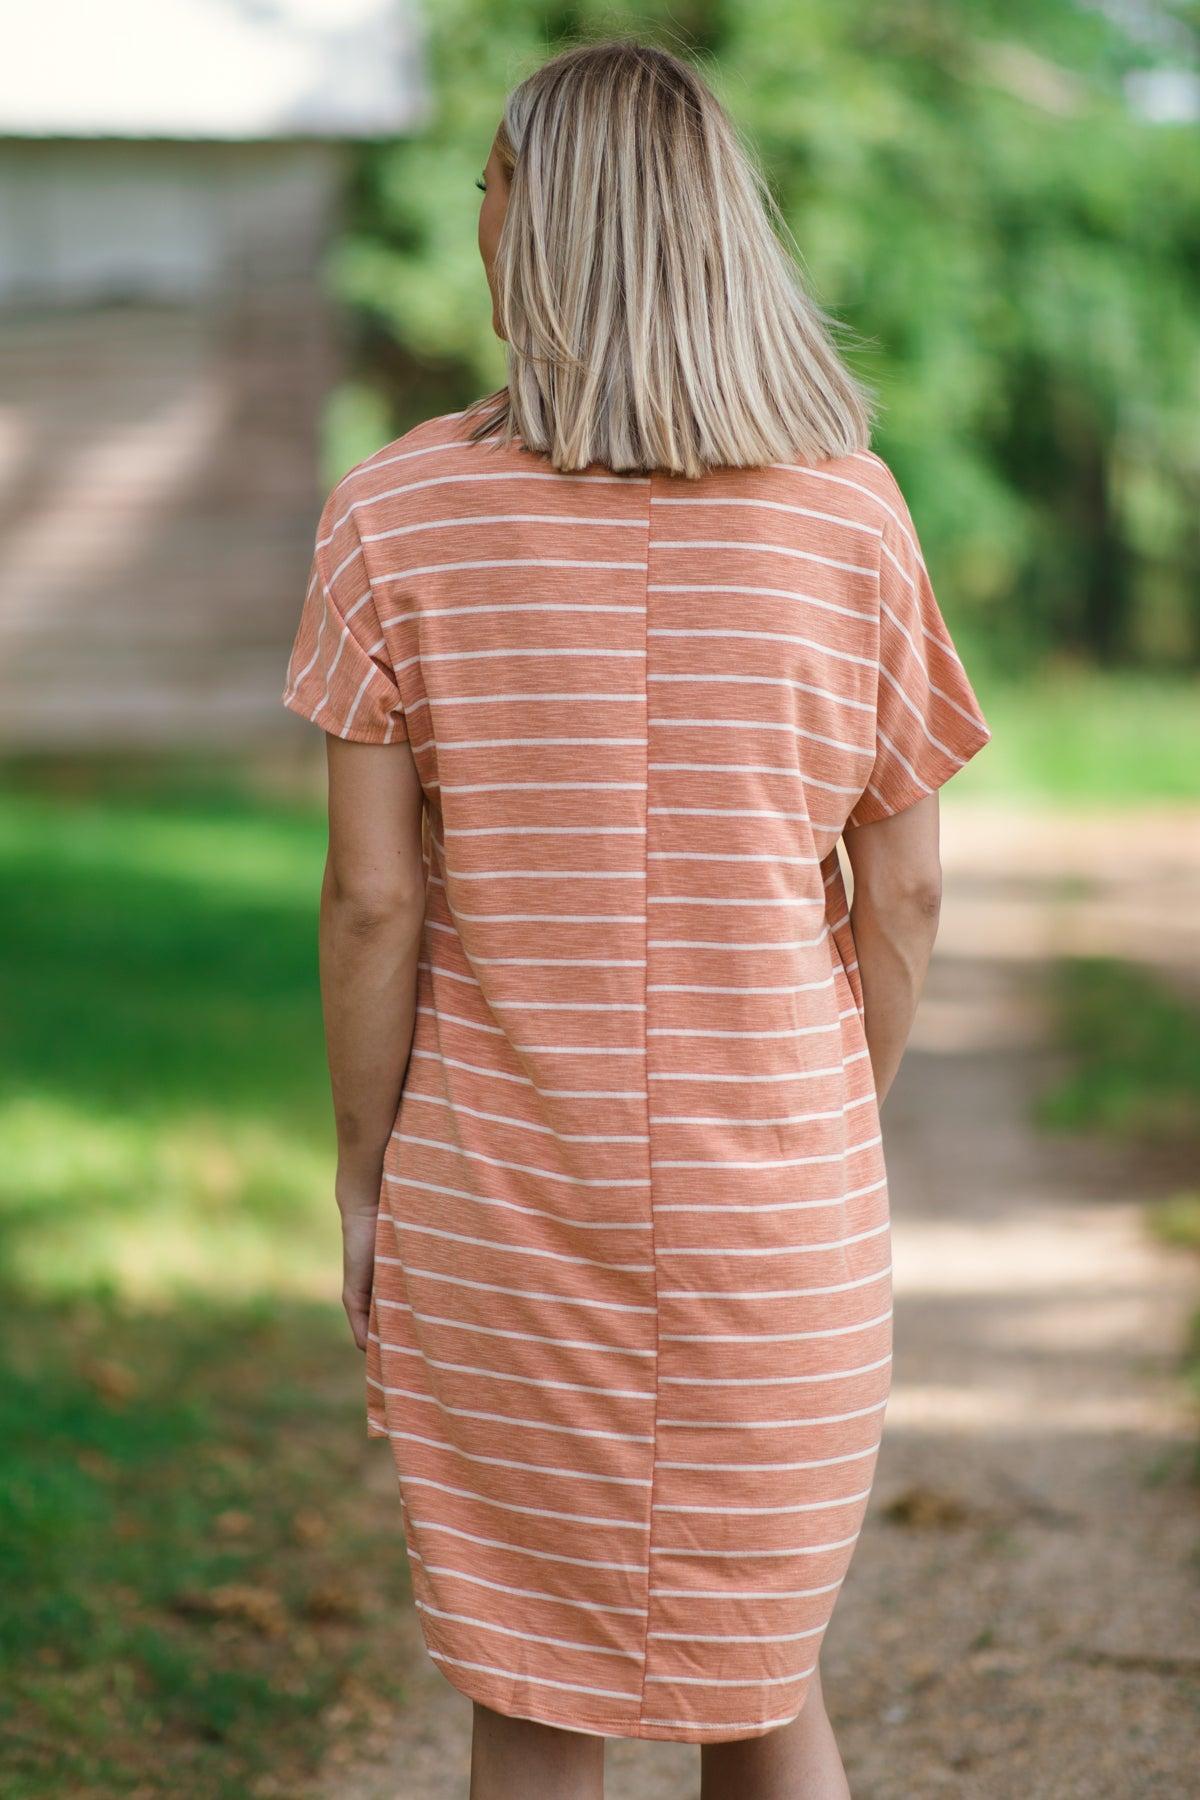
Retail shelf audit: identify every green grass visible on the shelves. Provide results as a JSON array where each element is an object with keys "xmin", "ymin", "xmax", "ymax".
[
  {"xmin": 956, "ymin": 668, "xmax": 1200, "ymax": 804},
  {"xmin": 0, "ymin": 762, "xmax": 413, "ymax": 1799}
]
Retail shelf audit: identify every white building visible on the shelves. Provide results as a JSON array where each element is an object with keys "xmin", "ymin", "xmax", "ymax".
[{"xmin": 0, "ymin": 0, "xmax": 429, "ymax": 746}]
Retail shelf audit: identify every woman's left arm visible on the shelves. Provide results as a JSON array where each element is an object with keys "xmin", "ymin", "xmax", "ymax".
[{"xmin": 320, "ymin": 734, "xmax": 427, "ymax": 1350}]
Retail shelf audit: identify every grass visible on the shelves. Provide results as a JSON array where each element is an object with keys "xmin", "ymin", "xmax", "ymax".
[
  {"xmin": 956, "ymin": 667, "xmax": 1200, "ymax": 804},
  {"xmin": 0, "ymin": 761, "xmax": 412, "ymax": 1799}
]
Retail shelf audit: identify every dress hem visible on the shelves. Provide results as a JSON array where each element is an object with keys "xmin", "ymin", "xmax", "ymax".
[{"xmin": 421, "ymin": 1637, "xmax": 808, "ymax": 1745}]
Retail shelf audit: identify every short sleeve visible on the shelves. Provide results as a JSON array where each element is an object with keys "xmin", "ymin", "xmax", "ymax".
[
  {"xmin": 845, "ymin": 473, "xmax": 991, "ymax": 827},
  {"xmin": 281, "ymin": 483, "xmax": 407, "ymax": 744}
]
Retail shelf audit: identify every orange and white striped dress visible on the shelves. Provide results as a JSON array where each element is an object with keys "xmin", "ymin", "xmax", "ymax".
[{"xmin": 282, "ymin": 407, "xmax": 991, "ymax": 1743}]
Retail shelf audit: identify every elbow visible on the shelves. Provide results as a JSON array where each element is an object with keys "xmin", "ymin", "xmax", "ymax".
[
  {"xmin": 322, "ymin": 867, "xmax": 426, "ymax": 938},
  {"xmin": 854, "ymin": 861, "xmax": 943, "ymax": 923}
]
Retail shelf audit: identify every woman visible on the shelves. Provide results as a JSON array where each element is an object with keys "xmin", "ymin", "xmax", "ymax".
[{"xmin": 283, "ymin": 36, "xmax": 991, "ymax": 1800}]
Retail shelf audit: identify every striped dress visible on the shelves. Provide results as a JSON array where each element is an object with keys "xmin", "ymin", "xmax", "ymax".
[{"xmin": 281, "ymin": 407, "xmax": 992, "ymax": 1743}]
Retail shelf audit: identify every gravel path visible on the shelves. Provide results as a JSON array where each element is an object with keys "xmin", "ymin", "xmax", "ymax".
[{"xmin": 314, "ymin": 805, "xmax": 1200, "ymax": 1800}]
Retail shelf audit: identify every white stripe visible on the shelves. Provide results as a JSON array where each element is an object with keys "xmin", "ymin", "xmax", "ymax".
[
  {"xmin": 422, "ymin": 963, "xmax": 645, "ymax": 1011},
  {"xmin": 662, "ymin": 1396, "xmax": 888, "ymax": 1425},
  {"xmin": 651, "ymin": 490, "xmax": 881, "ymax": 540},
  {"xmin": 647, "ymin": 979, "xmax": 834, "ymax": 993},
  {"xmin": 652, "ymin": 1526, "xmax": 862, "ymax": 1549},
  {"xmin": 650, "ymin": 1134, "xmax": 882, "ymax": 1170},
  {"xmin": 392, "ymin": 1130, "xmax": 650, "ymax": 1186},
  {"xmin": 384, "ymin": 1220, "xmax": 652, "ymax": 1273},
  {"xmin": 643, "ymin": 1663, "xmax": 819, "ymax": 1685},
  {"xmin": 410, "ymin": 1550, "xmax": 647, "ymax": 1614},
  {"xmin": 647, "ymin": 571, "xmax": 872, "ymax": 624},
  {"xmin": 647, "ymin": 855, "xmax": 831, "ymax": 872},
  {"xmin": 375, "ymin": 556, "xmax": 647, "ymax": 583},
  {"xmin": 644, "ymin": 896, "xmax": 827, "ymax": 911},
  {"xmin": 415, "ymin": 1015, "xmax": 647, "ymax": 1051},
  {"xmin": 282, "ymin": 567, "xmax": 325, "ymax": 701},
  {"xmin": 657, "ymin": 1286, "xmax": 890, "ymax": 1311},
  {"xmin": 425, "ymin": 1649, "xmax": 640, "ymax": 1704},
  {"xmin": 368, "ymin": 1377, "xmax": 654, "ymax": 1443},
  {"xmin": 648, "ymin": 1623, "xmax": 827, "ymax": 1643},
  {"xmin": 641, "ymin": 1712, "xmax": 806, "ymax": 1730},
  {"xmin": 662, "ymin": 1308, "xmax": 894, "ymax": 1344},
  {"xmin": 433, "ymin": 737, "xmax": 647, "ymax": 753},
  {"xmin": 409, "ymin": 691, "xmax": 643, "ymax": 711},
  {"xmin": 648, "ymin": 623, "xmax": 875, "ymax": 670},
  {"xmin": 661, "ymin": 1357, "xmax": 891, "ymax": 1389},
  {"xmin": 649, "ymin": 1100, "xmax": 872, "ymax": 1127},
  {"xmin": 650, "ymin": 1581, "xmax": 841, "ymax": 1600},
  {"xmin": 439, "ymin": 780, "xmax": 644, "ymax": 793},
  {"xmin": 402, "ymin": 1087, "xmax": 648, "ymax": 1143},
  {"xmin": 407, "ymin": 1045, "xmax": 643, "ymax": 1098},
  {"xmin": 414, "ymin": 1599, "xmax": 642, "ymax": 1660},
  {"xmin": 416, "ymin": 646, "xmax": 644, "ymax": 663},
  {"xmin": 375, "ymin": 1297, "xmax": 657, "ymax": 1356},
  {"xmin": 647, "ymin": 669, "xmax": 873, "ymax": 714},
  {"xmin": 655, "ymin": 1174, "xmax": 888, "ymax": 1213},
  {"xmin": 385, "ymin": 1173, "xmax": 651, "ymax": 1231},
  {"xmin": 345, "ymin": 460, "xmax": 650, "ymax": 507},
  {"xmin": 423, "ymin": 931, "xmax": 644, "ymax": 967},
  {"xmin": 660, "ymin": 1441, "xmax": 882, "ymax": 1472},
  {"xmin": 373, "ymin": 1340, "xmax": 653, "ymax": 1401},
  {"xmin": 376, "ymin": 1272, "xmax": 654, "ymax": 1314},
  {"xmin": 646, "ymin": 1061, "xmax": 868, "ymax": 1083},
  {"xmin": 381, "ymin": 1426, "xmax": 653, "ymax": 1486},
  {"xmin": 424, "ymin": 904, "xmax": 646, "ymax": 927},
  {"xmin": 658, "ymin": 1222, "xmax": 889, "ymax": 1256},
  {"xmin": 364, "ymin": 511, "xmax": 648, "ymax": 542},
  {"xmin": 445, "ymin": 821, "xmax": 644, "ymax": 834},
  {"xmin": 407, "ymin": 1513, "xmax": 648, "ymax": 1566},
  {"xmin": 401, "ymin": 1468, "xmax": 647, "ymax": 1526},
  {"xmin": 654, "ymin": 1486, "xmax": 873, "ymax": 1513},
  {"xmin": 647, "ymin": 760, "xmax": 862, "ymax": 795},
  {"xmin": 646, "ymin": 925, "xmax": 830, "ymax": 948},
  {"xmin": 437, "ymin": 859, "xmax": 646, "ymax": 875},
  {"xmin": 878, "ymin": 656, "xmax": 974, "ymax": 757},
  {"xmin": 648, "ymin": 806, "xmax": 823, "ymax": 824},
  {"xmin": 645, "ymin": 1021, "xmax": 843, "ymax": 1038},
  {"xmin": 650, "ymin": 716, "xmax": 873, "ymax": 758}
]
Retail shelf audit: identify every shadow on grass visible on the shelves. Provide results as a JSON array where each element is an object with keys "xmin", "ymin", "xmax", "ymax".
[
  {"xmin": 1, "ymin": 1284, "xmax": 410, "ymax": 1800},
  {"xmin": 0, "ymin": 765, "xmax": 413, "ymax": 1796}
]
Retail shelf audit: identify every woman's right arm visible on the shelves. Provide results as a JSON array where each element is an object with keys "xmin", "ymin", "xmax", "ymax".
[{"xmin": 841, "ymin": 791, "xmax": 944, "ymax": 1108}]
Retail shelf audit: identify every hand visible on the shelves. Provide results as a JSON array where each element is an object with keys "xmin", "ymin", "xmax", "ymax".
[{"xmin": 337, "ymin": 1197, "xmax": 379, "ymax": 1353}]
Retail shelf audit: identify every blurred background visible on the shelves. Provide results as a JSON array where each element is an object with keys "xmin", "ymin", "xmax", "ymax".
[{"xmin": 2, "ymin": 3, "xmax": 1197, "ymax": 1796}]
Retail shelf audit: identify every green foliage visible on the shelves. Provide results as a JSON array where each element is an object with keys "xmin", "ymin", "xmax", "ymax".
[
  {"xmin": 966, "ymin": 668, "xmax": 1200, "ymax": 800},
  {"xmin": 330, "ymin": 1, "xmax": 1200, "ymax": 675}
]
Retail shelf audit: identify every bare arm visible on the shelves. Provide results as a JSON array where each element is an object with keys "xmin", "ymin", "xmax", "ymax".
[
  {"xmin": 840, "ymin": 792, "xmax": 943, "ymax": 1108},
  {"xmin": 321, "ymin": 734, "xmax": 427, "ymax": 1347}
]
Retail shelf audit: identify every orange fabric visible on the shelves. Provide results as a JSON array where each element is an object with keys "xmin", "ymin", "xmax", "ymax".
[{"xmin": 282, "ymin": 410, "xmax": 991, "ymax": 1742}]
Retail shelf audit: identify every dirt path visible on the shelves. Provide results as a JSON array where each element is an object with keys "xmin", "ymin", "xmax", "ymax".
[{"xmin": 314, "ymin": 805, "xmax": 1200, "ymax": 1800}]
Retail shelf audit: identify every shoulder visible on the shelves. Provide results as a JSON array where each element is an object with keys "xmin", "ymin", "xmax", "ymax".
[
  {"xmin": 323, "ymin": 408, "xmax": 479, "ymax": 515},
  {"xmin": 806, "ymin": 448, "xmax": 910, "ymax": 527}
]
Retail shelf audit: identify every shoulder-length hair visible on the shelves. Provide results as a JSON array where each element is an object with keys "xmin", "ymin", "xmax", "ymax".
[{"xmin": 463, "ymin": 37, "xmax": 876, "ymax": 478}]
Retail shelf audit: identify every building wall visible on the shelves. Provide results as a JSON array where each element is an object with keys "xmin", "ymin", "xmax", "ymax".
[{"xmin": 0, "ymin": 142, "xmax": 344, "ymax": 746}]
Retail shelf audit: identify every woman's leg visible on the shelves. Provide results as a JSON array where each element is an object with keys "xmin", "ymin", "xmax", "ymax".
[
  {"xmin": 699, "ymin": 1665, "xmax": 851, "ymax": 1800},
  {"xmin": 469, "ymin": 1701, "xmax": 606, "ymax": 1800}
]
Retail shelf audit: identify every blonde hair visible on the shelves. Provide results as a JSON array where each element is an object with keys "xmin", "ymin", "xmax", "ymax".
[{"xmin": 464, "ymin": 37, "xmax": 876, "ymax": 478}]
